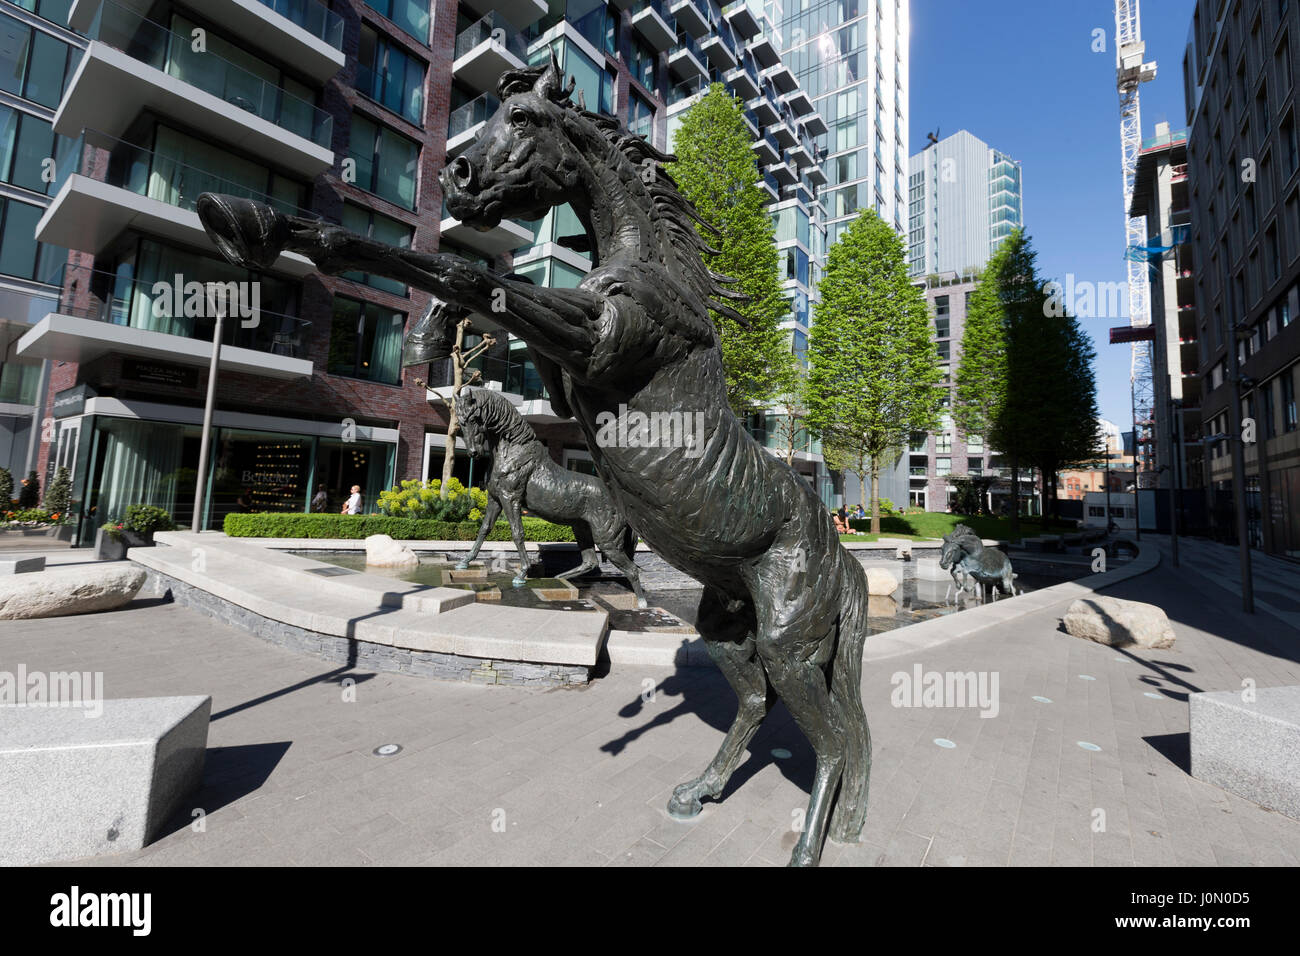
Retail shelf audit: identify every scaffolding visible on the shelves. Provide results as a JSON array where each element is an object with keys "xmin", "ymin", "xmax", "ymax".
[{"xmin": 1115, "ymin": 0, "xmax": 1159, "ymax": 485}]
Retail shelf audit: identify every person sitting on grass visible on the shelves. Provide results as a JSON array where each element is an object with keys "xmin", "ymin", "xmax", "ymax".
[{"xmin": 832, "ymin": 508, "xmax": 852, "ymax": 535}]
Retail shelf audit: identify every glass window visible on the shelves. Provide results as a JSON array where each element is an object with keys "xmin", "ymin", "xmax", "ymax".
[
  {"xmin": 348, "ymin": 113, "xmax": 419, "ymax": 209},
  {"xmin": 628, "ymin": 89, "xmax": 654, "ymax": 142},
  {"xmin": 328, "ymin": 295, "xmax": 405, "ymax": 384},
  {"xmin": 340, "ymin": 203, "xmax": 412, "ymax": 296},
  {"xmin": 24, "ymin": 29, "xmax": 66, "ymax": 107},
  {"xmin": 357, "ymin": 25, "xmax": 425, "ymax": 124},
  {"xmin": 0, "ymin": 198, "xmax": 44, "ymax": 279},
  {"xmin": 363, "ymin": 0, "xmax": 430, "ymax": 45}
]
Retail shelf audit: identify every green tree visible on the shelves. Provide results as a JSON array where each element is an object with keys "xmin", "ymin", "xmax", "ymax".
[
  {"xmin": 0, "ymin": 466, "xmax": 11, "ymax": 508},
  {"xmin": 43, "ymin": 466, "xmax": 71, "ymax": 518},
  {"xmin": 806, "ymin": 209, "xmax": 944, "ymax": 532},
  {"xmin": 954, "ymin": 230, "xmax": 1100, "ymax": 536},
  {"xmin": 669, "ymin": 84, "xmax": 793, "ymax": 414}
]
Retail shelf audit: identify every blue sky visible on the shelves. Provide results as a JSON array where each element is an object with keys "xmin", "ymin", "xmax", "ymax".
[{"xmin": 909, "ymin": 0, "xmax": 1198, "ymax": 426}]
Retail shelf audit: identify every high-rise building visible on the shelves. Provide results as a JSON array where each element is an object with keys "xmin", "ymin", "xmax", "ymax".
[
  {"xmin": 1183, "ymin": 0, "xmax": 1300, "ymax": 557},
  {"xmin": 1129, "ymin": 121, "xmax": 1203, "ymax": 494},
  {"xmin": 778, "ymin": 0, "xmax": 908, "ymax": 247},
  {"xmin": 0, "ymin": 0, "xmax": 82, "ymax": 478},
  {"xmin": 907, "ymin": 129, "xmax": 1022, "ymax": 279},
  {"xmin": 9, "ymin": 0, "xmax": 834, "ymax": 539}
]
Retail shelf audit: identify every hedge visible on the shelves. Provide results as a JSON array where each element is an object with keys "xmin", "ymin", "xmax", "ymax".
[{"xmin": 223, "ymin": 512, "xmax": 576, "ymax": 542}]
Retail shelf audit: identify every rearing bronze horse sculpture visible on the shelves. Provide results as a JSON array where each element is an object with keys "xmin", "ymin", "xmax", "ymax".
[{"xmin": 196, "ymin": 53, "xmax": 873, "ymax": 866}]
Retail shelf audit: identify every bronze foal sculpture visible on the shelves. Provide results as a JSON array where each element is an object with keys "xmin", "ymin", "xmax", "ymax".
[
  {"xmin": 196, "ymin": 53, "xmax": 872, "ymax": 866},
  {"xmin": 454, "ymin": 386, "xmax": 647, "ymax": 605}
]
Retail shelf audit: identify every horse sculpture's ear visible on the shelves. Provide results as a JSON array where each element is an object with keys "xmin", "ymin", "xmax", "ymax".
[{"xmin": 534, "ymin": 48, "xmax": 574, "ymax": 103}]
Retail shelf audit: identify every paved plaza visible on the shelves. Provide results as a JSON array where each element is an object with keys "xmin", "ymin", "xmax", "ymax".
[{"xmin": 3, "ymin": 537, "xmax": 1298, "ymax": 866}]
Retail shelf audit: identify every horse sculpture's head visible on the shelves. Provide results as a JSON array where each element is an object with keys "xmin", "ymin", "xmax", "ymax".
[
  {"xmin": 938, "ymin": 534, "xmax": 967, "ymax": 570},
  {"xmin": 456, "ymin": 387, "xmax": 490, "ymax": 459},
  {"xmin": 442, "ymin": 50, "xmax": 588, "ymax": 230}
]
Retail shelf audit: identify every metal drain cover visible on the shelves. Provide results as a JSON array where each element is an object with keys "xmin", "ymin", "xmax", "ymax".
[
  {"xmin": 304, "ymin": 566, "xmax": 358, "ymax": 577},
  {"xmin": 372, "ymin": 744, "xmax": 403, "ymax": 757}
]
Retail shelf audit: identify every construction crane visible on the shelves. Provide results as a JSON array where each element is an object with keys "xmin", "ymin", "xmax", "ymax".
[{"xmin": 1114, "ymin": 0, "xmax": 1158, "ymax": 486}]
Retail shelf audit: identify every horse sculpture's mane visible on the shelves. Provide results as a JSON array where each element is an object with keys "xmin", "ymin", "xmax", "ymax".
[
  {"xmin": 497, "ymin": 60, "xmax": 749, "ymax": 340},
  {"xmin": 462, "ymin": 387, "xmax": 541, "ymax": 448}
]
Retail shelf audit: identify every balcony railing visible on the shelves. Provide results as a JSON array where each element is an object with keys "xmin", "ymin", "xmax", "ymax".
[
  {"xmin": 256, "ymin": 0, "xmax": 344, "ymax": 48},
  {"xmin": 54, "ymin": 129, "xmax": 318, "ymax": 221},
  {"xmin": 454, "ymin": 11, "xmax": 527, "ymax": 61},
  {"xmin": 449, "ymin": 93, "xmax": 499, "ymax": 139},
  {"xmin": 88, "ymin": 0, "xmax": 332, "ymax": 149},
  {"xmin": 47, "ymin": 264, "xmax": 312, "ymax": 358}
]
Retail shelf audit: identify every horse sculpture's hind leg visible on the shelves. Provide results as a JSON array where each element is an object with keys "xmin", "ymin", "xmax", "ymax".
[
  {"xmin": 554, "ymin": 521, "xmax": 600, "ymax": 582},
  {"xmin": 668, "ymin": 589, "xmax": 772, "ymax": 818},
  {"xmin": 605, "ymin": 526, "xmax": 648, "ymax": 609}
]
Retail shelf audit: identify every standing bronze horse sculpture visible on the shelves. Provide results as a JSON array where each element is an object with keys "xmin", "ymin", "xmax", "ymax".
[
  {"xmin": 939, "ymin": 524, "xmax": 1016, "ymax": 600},
  {"xmin": 195, "ymin": 53, "xmax": 872, "ymax": 866},
  {"xmin": 454, "ymin": 386, "xmax": 647, "ymax": 605}
]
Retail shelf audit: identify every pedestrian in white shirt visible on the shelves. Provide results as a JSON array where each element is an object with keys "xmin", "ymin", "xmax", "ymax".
[{"xmin": 342, "ymin": 485, "xmax": 362, "ymax": 515}]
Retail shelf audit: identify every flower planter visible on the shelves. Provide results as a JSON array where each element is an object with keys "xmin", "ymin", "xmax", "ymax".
[{"xmin": 94, "ymin": 528, "xmax": 129, "ymax": 561}]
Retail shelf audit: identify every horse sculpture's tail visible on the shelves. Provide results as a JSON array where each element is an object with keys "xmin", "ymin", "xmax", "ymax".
[{"xmin": 828, "ymin": 557, "xmax": 872, "ymax": 843}]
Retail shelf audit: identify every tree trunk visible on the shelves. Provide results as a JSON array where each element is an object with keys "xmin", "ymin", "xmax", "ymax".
[
  {"xmin": 1009, "ymin": 452, "xmax": 1021, "ymax": 541},
  {"xmin": 869, "ymin": 456, "xmax": 880, "ymax": 534},
  {"xmin": 440, "ymin": 318, "xmax": 470, "ymax": 498}
]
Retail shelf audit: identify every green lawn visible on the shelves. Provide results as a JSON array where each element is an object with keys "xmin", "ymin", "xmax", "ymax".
[{"xmin": 842, "ymin": 513, "xmax": 1073, "ymax": 543}]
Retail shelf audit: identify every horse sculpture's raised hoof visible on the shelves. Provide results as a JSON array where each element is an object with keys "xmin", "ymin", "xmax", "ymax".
[
  {"xmin": 667, "ymin": 775, "xmax": 722, "ymax": 819},
  {"xmin": 454, "ymin": 559, "xmax": 472, "ymax": 571}
]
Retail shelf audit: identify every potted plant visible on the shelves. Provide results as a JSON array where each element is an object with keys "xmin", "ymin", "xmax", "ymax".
[{"xmin": 96, "ymin": 505, "xmax": 175, "ymax": 559}]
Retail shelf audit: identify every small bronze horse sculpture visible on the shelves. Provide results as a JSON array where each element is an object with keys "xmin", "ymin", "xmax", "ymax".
[
  {"xmin": 939, "ymin": 524, "xmax": 1016, "ymax": 600},
  {"xmin": 194, "ymin": 52, "xmax": 872, "ymax": 866},
  {"xmin": 454, "ymin": 386, "xmax": 647, "ymax": 605}
]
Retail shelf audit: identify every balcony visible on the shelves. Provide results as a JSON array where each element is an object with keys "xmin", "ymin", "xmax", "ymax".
[
  {"xmin": 740, "ymin": 111, "xmax": 758, "ymax": 139},
  {"xmin": 631, "ymin": 2, "xmax": 676, "ymax": 52},
  {"xmin": 757, "ymin": 176, "xmax": 778, "ymax": 203},
  {"xmin": 805, "ymin": 162, "xmax": 826, "ymax": 187},
  {"xmin": 453, "ymin": 12, "xmax": 527, "ymax": 95},
  {"xmin": 37, "ymin": 130, "xmax": 317, "ymax": 277},
  {"xmin": 56, "ymin": 1, "xmax": 333, "ymax": 177},
  {"xmin": 700, "ymin": 34, "xmax": 738, "ymax": 70},
  {"xmin": 457, "ymin": 0, "xmax": 547, "ymax": 30},
  {"xmin": 68, "ymin": 0, "xmax": 345, "ymax": 81},
  {"xmin": 761, "ymin": 63, "xmax": 797, "ymax": 94},
  {"xmin": 803, "ymin": 113, "xmax": 828, "ymax": 137},
  {"xmin": 747, "ymin": 95, "xmax": 778, "ymax": 126},
  {"xmin": 723, "ymin": 1, "xmax": 759, "ymax": 38},
  {"xmin": 752, "ymin": 132, "xmax": 778, "ymax": 166},
  {"xmin": 782, "ymin": 89, "xmax": 813, "ymax": 116},
  {"xmin": 446, "ymin": 93, "xmax": 499, "ymax": 158},
  {"xmin": 789, "ymin": 140, "xmax": 813, "ymax": 168},
  {"xmin": 772, "ymin": 121, "xmax": 797, "ymax": 150},
  {"xmin": 767, "ymin": 160, "xmax": 796, "ymax": 187},
  {"xmin": 16, "ymin": 265, "xmax": 313, "ymax": 380},
  {"xmin": 724, "ymin": 65, "xmax": 760, "ymax": 100},
  {"xmin": 748, "ymin": 33, "xmax": 778, "ymax": 68},
  {"xmin": 669, "ymin": 0, "xmax": 708, "ymax": 37},
  {"xmin": 668, "ymin": 44, "xmax": 707, "ymax": 82}
]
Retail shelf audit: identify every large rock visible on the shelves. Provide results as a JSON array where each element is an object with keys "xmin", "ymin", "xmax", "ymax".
[
  {"xmin": 864, "ymin": 566, "xmax": 900, "ymax": 596},
  {"xmin": 0, "ymin": 564, "xmax": 146, "ymax": 619},
  {"xmin": 0, "ymin": 696, "xmax": 210, "ymax": 865},
  {"xmin": 364, "ymin": 534, "xmax": 419, "ymax": 568},
  {"xmin": 1062, "ymin": 596, "xmax": 1175, "ymax": 649}
]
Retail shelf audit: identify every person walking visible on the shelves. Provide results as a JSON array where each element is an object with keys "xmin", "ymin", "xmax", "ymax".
[{"xmin": 342, "ymin": 485, "xmax": 362, "ymax": 515}]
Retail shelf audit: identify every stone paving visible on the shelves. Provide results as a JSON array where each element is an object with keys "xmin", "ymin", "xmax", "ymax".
[{"xmin": 3, "ymin": 536, "xmax": 1298, "ymax": 866}]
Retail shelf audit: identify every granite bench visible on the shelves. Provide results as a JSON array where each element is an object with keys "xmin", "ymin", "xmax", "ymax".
[
  {"xmin": 0, "ymin": 695, "xmax": 211, "ymax": 865},
  {"xmin": 1190, "ymin": 685, "xmax": 1300, "ymax": 821}
]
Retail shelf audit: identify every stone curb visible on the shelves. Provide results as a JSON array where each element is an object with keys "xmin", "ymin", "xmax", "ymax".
[{"xmin": 863, "ymin": 539, "xmax": 1160, "ymax": 662}]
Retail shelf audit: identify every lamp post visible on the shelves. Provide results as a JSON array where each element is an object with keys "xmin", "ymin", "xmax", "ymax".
[
  {"xmin": 1226, "ymin": 320, "xmax": 1255, "ymax": 614},
  {"xmin": 191, "ymin": 284, "xmax": 226, "ymax": 534}
]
